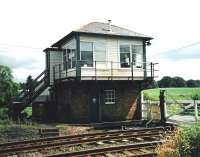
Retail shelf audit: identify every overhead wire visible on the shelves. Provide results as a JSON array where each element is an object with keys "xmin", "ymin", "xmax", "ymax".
[{"xmin": 149, "ymin": 41, "xmax": 200, "ymax": 58}]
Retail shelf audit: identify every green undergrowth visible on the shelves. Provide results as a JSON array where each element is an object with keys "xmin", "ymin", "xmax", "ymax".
[
  {"xmin": 143, "ymin": 87, "xmax": 200, "ymax": 101},
  {"xmin": 179, "ymin": 122, "xmax": 200, "ymax": 157}
]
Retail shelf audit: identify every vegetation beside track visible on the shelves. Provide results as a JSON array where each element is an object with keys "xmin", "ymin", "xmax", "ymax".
[{"xmin": 143, "ymin": 87, "xmax": 200, "ymax": 101}]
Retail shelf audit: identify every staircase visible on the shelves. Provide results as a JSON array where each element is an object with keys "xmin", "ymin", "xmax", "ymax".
[{"xmin": 9, "ymin": 70, "xmax": 49, "ymax": 120}]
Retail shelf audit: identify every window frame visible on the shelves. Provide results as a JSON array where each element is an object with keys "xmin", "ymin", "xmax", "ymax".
[
  {"xmin": 67, "ymin": 49, "xmax": 76, "ymax": 69},
  {"xmin": 104, "ymin": 89, "xmax": 116, "ymax": 104},
  {"xmin": 119, "ymin": 45, "xmax": 131, "ymax": 68},
  {"xmin": 119, "ymin": 44, "xmax": 143, "ymax": 68},
  {"xmin": 63, "ymin": 50, "xmax": 67, "ymax": 70},
  {"xmin": 80, "ymin": 41, "xmax": 94, "ymax": 67}
]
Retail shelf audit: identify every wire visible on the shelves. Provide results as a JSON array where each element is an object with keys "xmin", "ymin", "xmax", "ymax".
[{"xmin": 150, "ymin": 41, "xmax": 200, "ymax": 57}]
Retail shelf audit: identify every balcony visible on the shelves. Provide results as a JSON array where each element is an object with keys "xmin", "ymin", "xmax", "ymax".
[{"xmin": 52, "ymin": 61, "xmax": 158, "ymax": 82}]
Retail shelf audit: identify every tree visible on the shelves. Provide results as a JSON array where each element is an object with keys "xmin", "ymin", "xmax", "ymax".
[
  {"xmin": 187, "ymin": 79, "xmax": 197, "ymax": 87},
  {"xmin": 0, "ymin": 65, "xmax": 13, "ymax": 81},
  {"xmin": 0, "ymin": 65, "xmax": 19, "ymax": 106},
  {"xmin": 173, "ymin": 76, "xmax": 186, "ymax": 87},
  {"xmin": 158, "ymin": 76, "xmax": 175, "ymax": 87}
]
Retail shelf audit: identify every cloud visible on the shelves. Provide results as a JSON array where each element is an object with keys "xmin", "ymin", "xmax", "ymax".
[
  {"xmin": 156, "ymin": 44, "xmax": 200, "ymax": 60},
  {"xmin": 0, "ymin": 47, "xmax": 45, "ymax": 82}
]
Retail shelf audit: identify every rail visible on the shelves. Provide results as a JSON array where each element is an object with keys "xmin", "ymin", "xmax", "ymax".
[
  {"xmin": 52, "ymin": 61, "xmax": 158, "ymax": 81},
  {"xmin": 0, "ymin": 126, "xmax": 173, "ymax": 157}
]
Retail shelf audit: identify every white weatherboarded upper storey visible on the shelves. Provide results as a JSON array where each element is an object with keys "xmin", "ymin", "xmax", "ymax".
[{"xmin": 44, "ymin": 21, "xmax": 154, "ymax": 84}]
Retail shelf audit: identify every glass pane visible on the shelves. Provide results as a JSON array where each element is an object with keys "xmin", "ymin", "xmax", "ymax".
[
  {"xmin": 68, "ymin": 58, "xmax": 71, "ymax": 69},
  {"xmin": 72, "ymin": 57, "xmax": 76, "ymax": 68},
  {"xmin": 80, "ymin": 42, "xmax": 93, "ymax": 51},
  {"xmin": 63, "ymin": 51, "xmax": 67, "ymax": 70},
  {"xmin": 120, "ymin": 53, "xmax": 130, "ymax": 68},
  {"xmin": 120, "ymin": 45, "xmax": 130, "ymax": 53},
  {"xmin": 81, "ymin": 51, "xmax": 93, "ymax": 67},
  {"xmin": 104, "ymin": 90, "xmax": 115, "ymax": 104},
  {"xmin": 132, "ymin": 45, "xmax": 143, "ymax": 66}
]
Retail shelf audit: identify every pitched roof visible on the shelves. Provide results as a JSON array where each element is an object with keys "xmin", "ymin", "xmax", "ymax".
[
  {"xmin": 51, "ymin": 22, "xmax": 152, "ymax": 47},
  {"xmin": 76, "ymin": 22, "xmax": 152, "ymax": 39}
]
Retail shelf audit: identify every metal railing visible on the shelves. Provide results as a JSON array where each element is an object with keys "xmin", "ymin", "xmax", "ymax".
[{"xmin": 52, "ymin": 60, "xmax": 158, "ymax": 81}]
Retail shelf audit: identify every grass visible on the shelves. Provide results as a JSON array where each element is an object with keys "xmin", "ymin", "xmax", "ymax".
[
  {"xmin": 21, "ymin": 106, "xmax": 32, "ymax": 118},
  {"xmin": 143, "ymin": 87, "xmax": 200, "ymax": 116},
  {"xmin": 143, "ymin": 87, "xmax": 200, "ymax": 101},
  {"xmin": 167, "ymin": 104, "xmax": 182, "ymax": 115}
]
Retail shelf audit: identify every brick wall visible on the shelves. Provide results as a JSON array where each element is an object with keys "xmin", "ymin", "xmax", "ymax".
[{"xmin": 53, "ymin": 80, "xmax": 142, "ymax": 123}]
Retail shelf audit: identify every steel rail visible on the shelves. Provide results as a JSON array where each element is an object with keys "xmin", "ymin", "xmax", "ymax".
[
  {"xmin": 0, "ymin": 127, "xmax": 165, "ymax": 147},
  {"xmin": 0, "ymin": 131, "xmax": 163, "ymax": 154},
  {"xmin": 46, "ymin": 140, "xmax": 163, "ymax": 157}
]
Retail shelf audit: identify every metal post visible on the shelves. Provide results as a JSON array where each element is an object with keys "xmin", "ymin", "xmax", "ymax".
[
  {"xmin": 59, "ymin": 64, "xmax": 61, "ymax": 79},
  {"xmin": 131, "ymin": 62, "xmax": 133, "ymax": 80},
  {"xmin": 194, "ymin": 100, "xmax": 198, "ymax": 121},
  {"xmin": 111, "ymin": 61, "xmax": 113, "ymax": 80},
  {"xmin": 95, "ymin": 61, "xmax": 97, "ymax": 80},
  {"xmin": 53, "ymin": 66, "xmax": 55, "ymax": 83},
  {"xmin": 152, "ymin": 63, "xmax": 155, "ymax": 78},
  {"xmin": 150, "ymin": 62, "xmax": 153, "ymax": 78},
  {"xmin": 159, "ymin": 90, "xmax": 166, "ymax": 123}
]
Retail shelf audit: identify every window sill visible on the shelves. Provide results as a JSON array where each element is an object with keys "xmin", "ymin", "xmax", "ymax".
[
  {"xmin": 105, "ymin": 102, "xmax": 115, "ymax": 105},
  {"xmin": 67, "ymin": 68, "xmax": 76, "ymax": 72}
]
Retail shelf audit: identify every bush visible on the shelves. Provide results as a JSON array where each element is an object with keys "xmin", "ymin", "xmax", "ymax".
[
  {"xmin": 0, "ymin": 107, "xmax": 9, "ymax": 120},
  {"xmin": 180, "ymin": 122, "xmax": 200, "ymax": 157}
]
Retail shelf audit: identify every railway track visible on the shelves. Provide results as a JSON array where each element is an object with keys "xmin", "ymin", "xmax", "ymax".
[{"xmin": 0, "ymin": 126, "xmax": 174, "ymax": 157}]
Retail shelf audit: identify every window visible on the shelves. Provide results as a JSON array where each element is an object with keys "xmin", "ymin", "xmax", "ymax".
[
  {"xmin": 104, "ymin": 89, "xmax": 115, "ymax": 104},
  {"xmin": 94, "ymin": 42, "xmax": 106, "ymax": 62},
  {"xmin": 67, "ymin": 49, "xmax": 76, "ymax": 69},
  {"xmin": 80, "ymin": 42, "xmax": 93, "ymax": 67},
  {"xmin": 120, "ymin": 45, "xmax": 130, "ymax": 68},
  {"xmin": 63, "ymin": 51, "xmax": 67, "ymax": 70},
  {"xmin": 132, "ymin": 45, "xmax": 143, "ymax": 66},
  {"xmin": 120, "ymin": 44, "xmax": 143, "ymax": 67},
  {"xmin": 66, "ymin": 40, "xmax": 76, "ymax": 69}
]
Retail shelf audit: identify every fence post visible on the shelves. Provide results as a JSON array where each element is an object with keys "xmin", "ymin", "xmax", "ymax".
[
  {"xmin": 159, "ymin": 90, "xmax": 166, "ymax": 123},
  {"xmin": 194, "ymin": 100, "xmax": 198, "ymax": 121},
  {"xmin": 141, "ymin": 91, "xmax": 144, "ymax": 119}
]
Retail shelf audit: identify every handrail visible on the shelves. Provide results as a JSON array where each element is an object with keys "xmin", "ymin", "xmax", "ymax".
[
  {"xmin": 11, "ymin": 69, "xmax": 48, "ymax": 102},
  {"xmin": 52, "ymin": 61, "xmax": 158, "ymax": 81}
]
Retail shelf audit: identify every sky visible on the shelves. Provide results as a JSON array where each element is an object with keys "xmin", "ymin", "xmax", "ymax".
[{"xmin": 0, "ymin": 0, "xmax": 200, "ymax": 82}]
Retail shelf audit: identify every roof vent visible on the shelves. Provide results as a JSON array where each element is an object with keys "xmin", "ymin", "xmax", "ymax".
[{"xmin": 108, "ymin": 20, "xmax": 112, "ymax": 32}]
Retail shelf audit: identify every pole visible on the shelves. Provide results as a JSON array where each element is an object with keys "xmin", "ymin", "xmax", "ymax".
[{"xmin": 159, "ymin": 90, "xmax": 166, "ymax": 123}]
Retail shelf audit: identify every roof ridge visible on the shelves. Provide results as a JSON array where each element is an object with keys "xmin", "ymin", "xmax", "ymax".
[
  {"xmin": 75, "ymin": 21, "xmax": 103, "ymax": 31},
  {"xmin": 110, "ymin": 24, "xmax": 149, "ymax": 37},
  {"xmin": 52, "ymin": 21, "xmax": 153, "ymax": 47}
]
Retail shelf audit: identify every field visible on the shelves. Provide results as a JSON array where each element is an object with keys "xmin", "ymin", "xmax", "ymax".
[{"xmin": 143, "ymin": 87, "xmax": 200, "ymax": 101}]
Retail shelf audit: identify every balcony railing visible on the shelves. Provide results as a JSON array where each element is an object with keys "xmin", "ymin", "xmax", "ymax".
[{"xmin": 52, "ymin": 60, "xmax": 158, "ymax": 81}]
